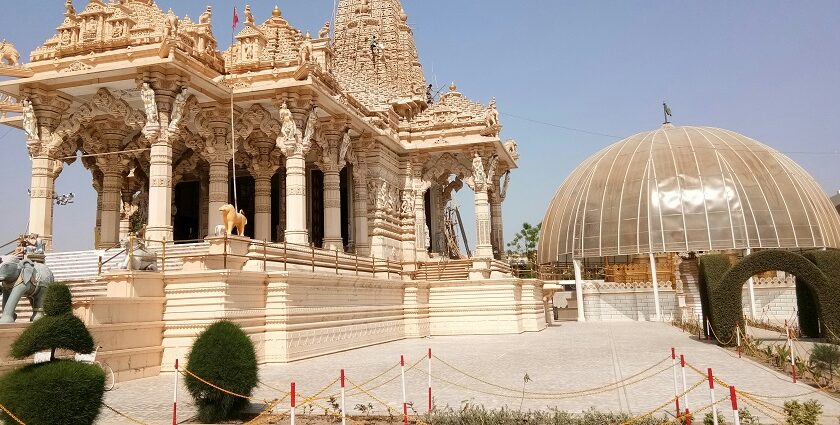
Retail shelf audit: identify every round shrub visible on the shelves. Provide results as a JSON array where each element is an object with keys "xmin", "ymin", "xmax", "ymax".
[
  {"xmin": 185, "ymin": 320, "xmax": 258, "ymax": 423},
  {"xmin": 0, "ymin": 360, "xmax": 104, "ymax": 425},
  {"xmin": 43, "ymin": 284, "xmax": 72, "ymax": 316},
  {"xmin": 10, "ymin": 314, "xmax": 94, "ymax": 359}
]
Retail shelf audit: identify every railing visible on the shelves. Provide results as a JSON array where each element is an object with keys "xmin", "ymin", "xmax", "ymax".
[{"xmin": 106, "ymin": 235, "xmax": 403, "ymax": 279}]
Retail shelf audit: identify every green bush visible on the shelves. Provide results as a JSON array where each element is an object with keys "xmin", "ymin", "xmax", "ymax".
[
  {"xmin": 0, "ymin": 284, "xmax": 103, "ymax": 425},
  {"xmin": 42, "ymin": 283, "xmax": 73, "ymax": 316},
  {"xmin": 0, "ymin": 360, "xmax": 104, "ymax": 425},
  {"xmin": 783, "ymin": 399, "xmax": 822, "ymax": 425},
  {"xmin": 795, "ymin": 281, "xmax": 820, "ymax": 337},
  {"xmin": 184, "ymin": 320, "xmax": 258, "ymax": 423}
]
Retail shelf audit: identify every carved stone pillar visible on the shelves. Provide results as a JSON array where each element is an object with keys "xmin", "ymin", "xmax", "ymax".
[
  {"xmin": 250, "ymin": 175, "xmax": 270, "ymax": 241},
  {"xmin": 489, "ymin": 189, "xmax": 504, "ymax": 259},
  {"xmin": 322, "ymin": 166, "xmax": 343, "ymax": 250},
  {"xmin": 93, "ymin": 176, "xmax": 103, "ymax": 248},
  {"xmin": 413, "ymin": 187, "xmax": 430, "ymax": 261},
  {"xmin": 285, "ymin": 153, "xmax": 308, "ymax": 245},
  {"xmin": 207, "ymin": 157, "xmax": 230, "ymax": 234},
  {"xmin": 353, "ymin": 165, "xmax": 370, "ymax": 256},
  {"xmin": 27, "ymin": 155, "xmax": 60, "ymax": 251},
  {"xmin": 98, "ymin": 163, "xmax": 124, "ymax": 248},
  {"xmin": 198, "ymin": 175, "xmax": 209, "ymax": 238},
  {"xmin": 473, "ymin": 187, "xmax": 493, "ymax": 258}
]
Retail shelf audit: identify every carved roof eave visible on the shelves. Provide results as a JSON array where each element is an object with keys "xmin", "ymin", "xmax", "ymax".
[{"xmin": 404, "ymin": 133, "xmax": 518, "ymax": 171}]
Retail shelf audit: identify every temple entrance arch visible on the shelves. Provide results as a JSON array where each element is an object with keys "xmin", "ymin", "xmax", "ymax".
[{"xmin": 700, "ymin": 249, "xmax": 840, "ymax": 345}]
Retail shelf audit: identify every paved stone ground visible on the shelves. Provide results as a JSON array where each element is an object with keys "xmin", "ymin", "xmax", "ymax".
[{"xmin": 100, "ymin": 322, "xmax": 840, "ymax": 424}]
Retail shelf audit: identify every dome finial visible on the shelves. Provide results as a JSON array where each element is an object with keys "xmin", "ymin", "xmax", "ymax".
[{"xmin": 663, "ymin": 101, "xmax": 673, "ymax": 125}]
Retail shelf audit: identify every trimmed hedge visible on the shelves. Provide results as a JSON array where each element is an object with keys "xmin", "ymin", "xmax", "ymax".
[
  {"xmin": 697, "ymin": 254, "xmax": 730, "ymax": 333},
  {"xmin": 10, "ymin": 284, "xmax": 94, "ymax": 359},
  {"xmin": 0, "ymin": 360, "xmax": 104, "ymax": 425},
  {"xmin": 185, "ymin": 320, "xmax": 258, "ymax": 423},
  {"xmin": 802, "ymin": 250, "xmax": 840, "ymax": 342},
  {"xmin": 699, "ymin": 250, "xmax": 840, "ymax": 346},
  {"xmin": 795, "ymin": 282, "xmax": 820, "ymax": 338}
]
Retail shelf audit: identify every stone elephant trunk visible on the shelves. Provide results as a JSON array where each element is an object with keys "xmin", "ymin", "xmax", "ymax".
[{"xmin": 0, "ymin": 255, "xmax": 54, "ymax": 323}]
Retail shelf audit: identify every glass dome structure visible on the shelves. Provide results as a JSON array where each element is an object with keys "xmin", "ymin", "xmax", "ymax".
[{"xmin": 538, "ymin": 124, "xmax": 840, "ymax": 262}]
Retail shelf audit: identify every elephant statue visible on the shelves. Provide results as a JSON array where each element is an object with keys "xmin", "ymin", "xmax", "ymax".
[
  {"xmin": 0, "ymin": 255, "xmax": 54, "ymax": 324},
  {"xmin": 117, "ymin": 237, "xmax": 157, "ymax": 271}
]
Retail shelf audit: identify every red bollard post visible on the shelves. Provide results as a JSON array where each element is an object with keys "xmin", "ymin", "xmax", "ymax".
[
  {"xmin": 730, "ymin": 386, "xmax": 741, "ymax": 425},
  {"xmin": 685, "ymin": 408, "xmax": 692, "ymax": 425},
  {"xmin": 428, "ymin": 348, "xmax": 433, "ymax": 413},
  {"xmin": 400, "ymin": 355, "xmax": 407, "ymax": 425},
  {"xmin": 680, "ymin": 354, "xmax": 689, "ymax": 412},
  {"xmin": 291, "ymin": 381, "xmax": 296, "ymax": 425},
  {"xmin": 172, "ymin": 359, "xmax": 179, "ymax": 425},
  {"xmin": 708, "ymin": 368, "xmax": 718, "ymax": 425},
  {"xmin": 671, "ymin": 348, "xmax": 680, "ymax": 418},
  {"xmin": 340, "ymin": 370, "xmax": 346, "ymax": 425}
]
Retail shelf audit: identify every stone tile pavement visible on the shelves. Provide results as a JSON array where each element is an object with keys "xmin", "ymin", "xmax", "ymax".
[{"xmin": 100, "ymin": 322, "xmax": 840, "ymax": 424}]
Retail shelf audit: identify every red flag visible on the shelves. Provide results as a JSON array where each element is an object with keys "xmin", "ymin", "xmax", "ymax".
[{"xmin": 232, "ymin": 7, "xmax": 239, "ymax": 29}]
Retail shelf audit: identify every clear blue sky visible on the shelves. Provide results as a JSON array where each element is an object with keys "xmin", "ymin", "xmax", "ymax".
[{"xmin": 1, "ymin": 1, "xmax": 838, "ymax": 252}]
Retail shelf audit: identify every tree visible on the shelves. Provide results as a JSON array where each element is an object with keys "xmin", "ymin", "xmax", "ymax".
[{"xmin": 506, "ymin": 222, "xmax": 541, "ymax": 272}]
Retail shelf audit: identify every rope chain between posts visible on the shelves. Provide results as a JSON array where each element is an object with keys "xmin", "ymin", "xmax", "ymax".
[
  {"xmin": 619, "ymin": 378, "xmax": 706, "ymax": 425},
  {"xmin": 243, "ymin": 399, "xmax": 286, "ymax": 425},
  {"xmin": 415, "ymin": 362, "xmax": 674, "ymax": 401},
  {"xmin": 654, "ymin": 396, "xmax": 721, "ymax": 425},
  {"xmin": 180, "ymin": 368, "xmax": 266, "ymax": 402},
  {"xmin": 707, "ymin": 320, "xmax": 736, "ymax": 346},
  {"xmin": 0, "ymin": 402, "xmax": 25, "ymax": 425},
  {"xmin": 346, "ymin": 377, "xmax": 400, "ymax": 416},
  {"xmin": 736, "ymin": 394, "xmax": 785, "ymax": 425},
  {"xmin": 434, "ymin": 354, "xmax": 672, "ymax": 397},
  {"xmin": 295, "ymin": 377, "xmax": 339, "ymax": 406},
  {"xmin": 101, "ymin": 403, "xmax": 150, "ymax": 425}
]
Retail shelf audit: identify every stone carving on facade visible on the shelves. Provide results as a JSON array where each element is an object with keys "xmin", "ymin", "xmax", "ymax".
[
  {"xmin": 318, "ymin": 22, "xmax": 330, "ymax": 39},
  {"xmin": 471, "ymin": 152, "xmax": 487, "ymax": 190},
  {"xmin": 400, "ymin": 190, "xmax": 414, "ymax": 215},
  {"xmin": 244, "ymin": 5, "xmax": 255, "ymax": 25},
  {"xmin": 0, "ymin": 40, "xmax": 21, "ymax": 66},
  {"xmin": 168, "ymin": 87, "xmax": 189, "ymax": 130},
  {"xmin": 298, "ymin": 33, "xmax": 313, "ymax": 65},
  {"xmin": 163, "ymin": 9, "xmax": 180, "ymax": 40},
  {"xmin": 199, "ymin": 6, "xmax": 212, "ymax": 25},
  {"xmin": 504, "ymin": 139, "xmax": 519, "ymax": 161},
  {"xmin": 140, "ymin": 83, "xmax": 158, "ymax": 126},
  {"xmin": 481, "ymin": 97, "xmax": 501, "ymax": 136},
  {"xmin": 21, "ymin": 98, "xmax": 38, "ymax": 140},
  {"xmin": 338, "ymin": 130, "xmax": 352, "ymax": 166}
]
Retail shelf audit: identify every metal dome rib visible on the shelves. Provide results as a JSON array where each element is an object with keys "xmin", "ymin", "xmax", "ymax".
[{"xmin": 538, "ymin": 125, "xmax": 840, "ymax": 262}]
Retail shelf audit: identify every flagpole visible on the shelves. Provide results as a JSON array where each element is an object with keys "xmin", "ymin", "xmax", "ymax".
[{"xmin": 230, "ymin": 6, "xmax": 239, "ymax": 212}]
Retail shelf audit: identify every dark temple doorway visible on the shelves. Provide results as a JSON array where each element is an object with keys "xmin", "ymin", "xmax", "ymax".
[{"xmin": 173, "ymin": 181, "xmax": 200, "ymax": 242}]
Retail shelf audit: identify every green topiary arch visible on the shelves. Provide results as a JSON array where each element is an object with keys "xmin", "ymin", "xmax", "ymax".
[{"xmin": 700, "ymin": 250, "xmax": 840, "ymax": 346}]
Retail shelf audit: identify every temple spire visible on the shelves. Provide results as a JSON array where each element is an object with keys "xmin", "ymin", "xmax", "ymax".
[{"xmin": 333, "ymin": 0, "xmax": 426, "ymax": 112}]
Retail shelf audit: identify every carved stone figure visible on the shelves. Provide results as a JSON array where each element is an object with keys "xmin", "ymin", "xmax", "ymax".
[
  {"xmin": 219, "ymin": 204, "xmax": 247, "ymax": 236},
  {"xmin": 199, "ymin": 6, "xmax": 212, "ymax": 25},
  {"xmin": 0, "ymin": 255, "xmax": 54, "ymax": 323},
  {"xmin": 65, "ymin": 0, "xmax": 75, "ymax": 16},
  {"xmin": 21, "ymin": 98, "xmax": 38, "ymax": 140},
  {"xmin": 400, "ymin": 190, "xmax": 413, "ymax": 215},
  {"xmin": 504, "ymin": 139, "xmax": 519, "ymax": 161},
  {"xmin": 472, "ymin": 152, "xmax": 486, "ymax": 187},
  {"xmin": 0, "ymin": 40, "xmax": 20, "ymax": 66},
  {"xmin": 318, "ymin": 22, "xmax": 331, "ymax": 39},
  {"xmin": 339, "ymin": 130, "xmax": 351, "ymax": 164},
  {"xmin": 302, "ymin": 105, "xmax": 317, "ymax": 146},
  {"xmin": 244, "ymin": 5, "xmax": 254, "ymax": 25},
  {"xmin": 484, "ymin": 97, "xmax": 499, "ymax": 128},
  {"xmin": 169, "ymin": 87, "xmax": 188, "ymax": 129},
  {"xmin": 298, "ymin": 33, "xmax": 313, "ymax": 65},
  {"xmin": 164, "ymin": 10, "xmax": 180, "ymax": 39},
  {"xmin": 140, "ymin": 82, "xmax": 159, "ymax": 125},
  {"xmin": 118, "ymin": 237, "xmax": 157, "ymax": 271},
  {"xmin": 424, "ymin": 223, "xmax": 431, "ymax": 249}
]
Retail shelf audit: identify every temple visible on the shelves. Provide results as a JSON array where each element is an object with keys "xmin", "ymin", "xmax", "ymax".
[
  {"xmin": 0, "ymin": 1, "xmax": 538, "ymax": 380},
  {"xmin": 0, "ymin": 0, "xmax": 517, "ymax": 262}
]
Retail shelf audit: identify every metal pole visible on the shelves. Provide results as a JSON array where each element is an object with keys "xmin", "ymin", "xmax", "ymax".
[
  {"xmin": 745, "ymin": 248, "xmax": 757, "ymax": 320},
  {"xmin": 730, "ymin": 386, "xmax": 741, "ymax": 425},
  {"xmin": 672, "ymin": 348, "xmax": 680, "ymax": 418},
  {"xmin": 680, "ymin": 354, "xmax": 689, "ymax": 414},
  {"xmin": 340, "ymin": 370, "xmax": 346, "ymax": 425},
  {"xmin": 401, "ymin": 355, "xmax": 407, "ymax": 425},
  {"xmin": 172, "ymin": 359, "xmax": 179, "ymax": 425},
  {"xmin": 649, "ymin": 252, "xmax": 661, "ymax": 321},
  {"xmin": 573, "ymin": 259, "xmax": 585, "ymax": 321}
]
